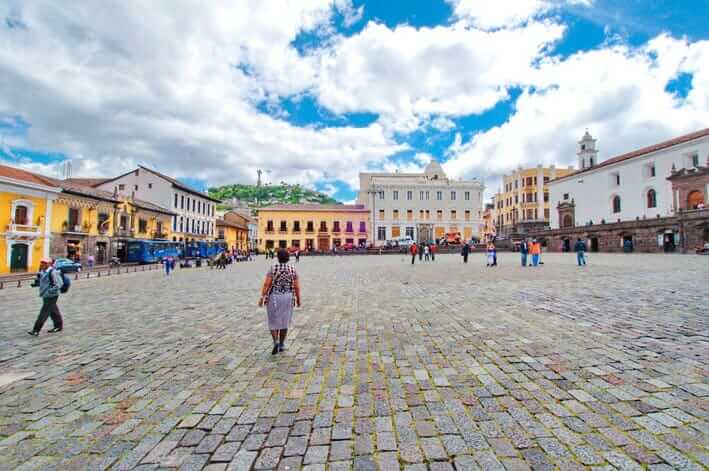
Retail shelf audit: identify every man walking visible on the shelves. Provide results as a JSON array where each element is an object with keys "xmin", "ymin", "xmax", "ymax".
[
  {"xmin": 409, "ymin": 242, "xmax": 418, "ymax": 265},
  {"xmin": 519, "ymin": 239, "xmax": 529, "ymax": 267},
  {"xmin": 430, "ymin": 243, "xmax": 436, "ymax": 261},
  {"xmin": 574, "ymin": 238, "xmax": 587, "ymax": 266},
  {"xmin": 28, "ymin": 258, "xmax": 64, "ymax": 336},
  {"xmin": 461, "ymin": 242, "xmax": 470, "ymax": 264}
]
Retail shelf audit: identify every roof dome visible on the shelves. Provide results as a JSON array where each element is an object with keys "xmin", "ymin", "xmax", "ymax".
[{"xmin": 424, "ymin": 159, "xmax": 446, "ymax": 179}]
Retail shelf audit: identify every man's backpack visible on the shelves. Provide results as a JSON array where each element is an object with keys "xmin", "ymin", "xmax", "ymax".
[
  {"xmin": 50, "ymin": 269, "xmax": 71, "ymax": 293},
  {"xmin": 59, "ymin": 271, "xmax": 71, "ymax": 293}
]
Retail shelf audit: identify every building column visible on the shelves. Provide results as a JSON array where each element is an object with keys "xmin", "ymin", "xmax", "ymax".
[
  {"xmin": 43, "ymin": 196, "xmax": 54, "ymax": 259},
  {"xmin": 537, "ymin": 166, "xmax": 544, "ymax": 220}
]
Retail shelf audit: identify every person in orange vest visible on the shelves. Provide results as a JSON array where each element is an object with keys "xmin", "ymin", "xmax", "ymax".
[
  {"xmin": 409, "ymin": 242, "xmax": 418, "ymax": 265},
  {"xmin": 530, "ymin": 238, "xmax": 542, "ymax": 266}
]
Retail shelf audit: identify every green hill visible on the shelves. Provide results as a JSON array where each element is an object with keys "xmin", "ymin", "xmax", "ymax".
[{"xmin": 208, "ymin": 183, "xmax": 339, "ymax": 209}]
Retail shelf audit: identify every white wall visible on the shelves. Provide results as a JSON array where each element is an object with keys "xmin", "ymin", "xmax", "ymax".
[
  {"xmin": 549, "ymin": 136, "xmax": 709, "ymax": 228},
  {"xmin": 98, "ymin": 168, "xmax": 218, "ymax": 238}
]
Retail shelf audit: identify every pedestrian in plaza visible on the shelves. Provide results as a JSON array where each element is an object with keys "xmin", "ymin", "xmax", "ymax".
[
  {"xmin": 486, "ymin": 242, "xmax": 497, "ymax": 267},
  {"xmin": 259, "ymin": 249, "xmax": 301, "ymax": 355},
  {"xmin": 461, "ymin": 241, "xmax": 470, "ymax": 263},
  {"xmin": 423, "ymin": 244, "xmax": 430, "ymax": 261},
  {"xmin": 409, "ymin": 242, "xmax": 418, "ymax": 264},
  {"xmin": 430, "ymin": 243, "xmax": 436, "ymax": 261},
  {"xmin": 574, "ymin": 238, "xmax": 587, "ymax": 266},
  {"xmin": 164, "ymin": 256, "xmax": 173, "ymax": 275},
  {"xmin": 530, "ymin": 238, "xmax": 542, "ymax": 266},
  {"xmin": 519, "ymin": 239, "xmax": 529, "ymax": 267},
  {"xmin": 418, "ymin": 243, "xmax": 423, "ymax": 262},
  {"xmin": 295, "ymin": 249, "xmax": 300, "ymax": 263},
  {"xmin": 28, "ymin": 258, "xmax": 64, "ymax": 336},
  {"xmin": 87, "ymin": 254, "xmax": 95, "ymax": 270}
]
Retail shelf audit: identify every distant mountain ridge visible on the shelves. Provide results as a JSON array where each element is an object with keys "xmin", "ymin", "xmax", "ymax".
[{"xmin": 208, "ymin": 183, "xmax": 339, "ymax": 209}]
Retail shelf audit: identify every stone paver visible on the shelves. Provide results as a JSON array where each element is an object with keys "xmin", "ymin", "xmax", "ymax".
[{"xmin": 0, "ymin": 253, "xmax": 707, "ymax": 470}]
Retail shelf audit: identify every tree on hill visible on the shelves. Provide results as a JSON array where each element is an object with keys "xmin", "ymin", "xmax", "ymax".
[{"xmin": 208, "ymin": 183, "xmax": 339, "ymax": 208}]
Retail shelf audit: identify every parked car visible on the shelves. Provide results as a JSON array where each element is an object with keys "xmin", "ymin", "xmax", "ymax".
[
  {"xmin": 697, "ymin": 243, "xmax": 709, "ymax": 255},
  {"xmin": 54, "ymin": 257, "xmax": 82, "ymax": 273}
]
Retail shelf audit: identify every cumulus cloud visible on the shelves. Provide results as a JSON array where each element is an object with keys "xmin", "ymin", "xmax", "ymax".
[
  {"xmin": 316, "ymin": 20, "xmax": 565, "ymax": 131},
  {"xmin": 444, "ymin": 34, "xmax": 709, "ymax": 197},
  {"xmin": 447, "ymin": 0, "xmax": 593, "ymax": 30},
  {"xmin": 0, "ymin": 0, "xmax": 403, "ymax": 190}
]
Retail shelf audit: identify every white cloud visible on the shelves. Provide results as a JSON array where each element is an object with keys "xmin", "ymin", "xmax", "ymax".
[
  {"xmin": 447, "ymin": 0, "xmax": 593, "ymax": 30},
  {"xmin": 430, "ymin": 116, "xmax": 456, "ymax": 132},
  {"xmin": 316, "ymin": 20, "xmax": 565, "ymax": 130},
  {"xmin": 444, "ymin": 34, "xmax": 709, "ymax": 198},
  {"xmin": 0, "ymin": 0, "xmax": 403, "ymax": 189}
]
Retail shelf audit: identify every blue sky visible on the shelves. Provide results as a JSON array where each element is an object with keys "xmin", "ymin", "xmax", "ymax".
[{"xmin": 2, "ymin": 0, "xmax": 708, "ymax": 203}]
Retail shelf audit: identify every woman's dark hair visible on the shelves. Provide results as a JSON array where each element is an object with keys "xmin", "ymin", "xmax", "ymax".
[{"xmin": 277, "ymin": 249, "xmax": 290, "ymax": 264}]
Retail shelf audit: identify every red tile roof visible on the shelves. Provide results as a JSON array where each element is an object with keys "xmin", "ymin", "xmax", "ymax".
[
  {"xmin": 0, "ymin": 164, "xmax": 59, "ymax": 188},
  {"xmin": 555, "ymin": 127, "xmax": 709, "ymax": 182},
  {"xmin": 63, "ymin": 177, "xmax": 110, "ymax": 187},
  {"xmin": 216, "ymin": 218, "xmax": 248, "ymax": 230}
]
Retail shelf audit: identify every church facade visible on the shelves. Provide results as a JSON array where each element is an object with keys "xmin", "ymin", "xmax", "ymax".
[{"xmin": 535, "ymin": 128, "xmax": 709, "ymax": 253}]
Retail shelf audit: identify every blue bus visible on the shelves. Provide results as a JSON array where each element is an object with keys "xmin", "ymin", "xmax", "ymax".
[
  {"xmin": 183, "ymin": 241, "xmax": 227, "ymax": 259},
  {"xmin": 125, "ymin": 240, "xmax": 182, "ymax": 264}
]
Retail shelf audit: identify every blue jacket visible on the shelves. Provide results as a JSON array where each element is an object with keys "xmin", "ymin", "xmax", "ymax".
[
  {"xmin": 574, "ymin": 240, "xmax": 586, "ymax": 253},
  {"xmin": 519, "ymin": 242, "xmax": 529, "ymax": 254},
  {"xmin": 38, "ymin": 268, "xmax": 63, "ymax": 298}
]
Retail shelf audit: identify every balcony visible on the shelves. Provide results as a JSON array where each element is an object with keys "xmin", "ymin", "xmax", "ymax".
[
  {"xmin": 5, "ymin": 222, "xmax": 41, "ymax": 240},
  {"xmin": 264, "ymin": 229, "xmax": 275, "ymax": 235},
  {"xmin": 62, "ymin": 223, "xmax": 90, "ymax": 235},
  {"xmin": 152, "ymin": 231, "xmax": 169, "ymax": 239},
  {"xmin": 116, "ymin": 228, "xmax": 134, "ymax": 238}
]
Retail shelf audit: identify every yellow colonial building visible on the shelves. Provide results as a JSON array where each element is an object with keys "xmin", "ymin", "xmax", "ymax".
[
  {"xmin": 216, "ymin": 211, "xmax": 250, "ymax": 252},
  {"xmin": 493, "ymin": 165, "xmax": 573, "ymax": 237},
  {"xmin": 1, "ymin": 164, "xmax": 62, "ymax": 274},
  {"xmin": 1, "ymin": 164, "xmax": 175, "ymax": 272},
  {"xmin": 257, "ymin": 204, "xmax": 370, "ymax": 252}
]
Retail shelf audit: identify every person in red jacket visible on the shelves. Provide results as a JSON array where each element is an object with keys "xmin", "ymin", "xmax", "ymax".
[
  {"xmin": 409, "ymin": 242, "xmax": 418, "ymax": 265},
  {"xmin": 430, "ymin": 243, "xmax": 437, "ymax": 261}
]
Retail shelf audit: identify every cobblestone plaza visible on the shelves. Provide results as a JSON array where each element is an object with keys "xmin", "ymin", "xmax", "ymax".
[{"xmin": 0, "ymin": 254, "xmax": 707, "ymax": 470}]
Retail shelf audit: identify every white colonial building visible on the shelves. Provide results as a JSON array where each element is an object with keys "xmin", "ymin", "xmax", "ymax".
[
  {"xmin": 357, "ymin": 160, "xmax": 484, "ymax": 245},
  {"xmin": 97, "ymin": 166, "xmax": 221, "ymax": 242},
  {"xmin": 549, "ymin": 128, "xmax": 709, "ymax": 229}
]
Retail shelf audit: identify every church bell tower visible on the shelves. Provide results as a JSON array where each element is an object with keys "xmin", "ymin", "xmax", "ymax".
[{"xmin": 577, "ymin": 130, "xmax": 598, "ymax": 170}]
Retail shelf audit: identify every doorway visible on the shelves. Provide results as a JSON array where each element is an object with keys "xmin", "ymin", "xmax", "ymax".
[
  {"xmin": 662, "ymin": 232, "xmax": 676, "ymax": 253},
  {"xmin": 561, "ymin": 238, "xmax": 571, "ymax": 252},
  {"xmin": 317, "ymin": 236, "xmax": 329, "ymax": 252},
  {"xmin": 590, "ymin": 237, "xmax": 599, "ymax": 252},
  {"xmin": 10, "ymin": 243, "xmax": 29, "ymax": 272},
  {"xmin": 96, "ymin": 242, "xmax": 107, "ymax": 264}
]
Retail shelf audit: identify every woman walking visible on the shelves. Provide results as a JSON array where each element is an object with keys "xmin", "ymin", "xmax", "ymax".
[{"xmin": 259, "ymin": 249, "xmax": 301, "ymax": 355}]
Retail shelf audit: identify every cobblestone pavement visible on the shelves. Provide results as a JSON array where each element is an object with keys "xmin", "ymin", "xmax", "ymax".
[{"xmin": 0, "ymin": 253, "xmax": 707, "ymax": 471}]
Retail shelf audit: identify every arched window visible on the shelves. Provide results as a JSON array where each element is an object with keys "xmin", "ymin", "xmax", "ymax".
[
  {"xmin": 14, "ymin": 205, "xmax": 28, "ymax": 225},
  {"xmin": 612, "ymin": 195, "xmax": 621, "ymax": 213},
  {"xmin": 646, "ymin": 189, "xmax": 657, "ymax": 208}
]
